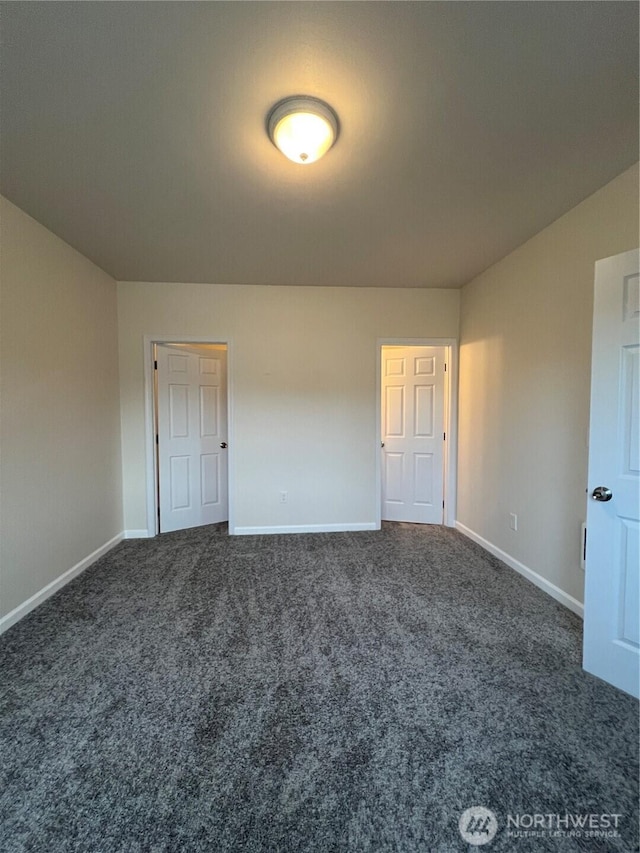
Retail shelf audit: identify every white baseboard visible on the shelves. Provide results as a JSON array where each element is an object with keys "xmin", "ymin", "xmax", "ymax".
[
  {"xmin": 232, "ymin": 522, "xmax": 379, "ymax": 536},
  {"xmin": 0, "ymin": 532, "xmax": 125, "ymax": 635},
  {"xmin": 455, "ymin": 521, "xmax": 584, "ymax": 618},
  {"xmin": 124, "ymin": 529, "xmax": 151, "ymax": 539}
]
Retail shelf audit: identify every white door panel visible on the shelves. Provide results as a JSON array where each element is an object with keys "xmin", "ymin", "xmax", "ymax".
[
  {"xmin": 414, "ymin": 454, "xmax": 434, "ymax": 504},
  {"xmin": 381, "ymin": 346, "xmax": 445, "ymax": 524},
  {"xmin": 157, "ymin": 344, "xmax": 228, "ymax": 532},
  {"xmin": 414, "ymin": 385, "xmax": 434, "ymax": 437},
  {"xmin": 583, "ymin": 248, "xmax": 640, "ymax": 698}
]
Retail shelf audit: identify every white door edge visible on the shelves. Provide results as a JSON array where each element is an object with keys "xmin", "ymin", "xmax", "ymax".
[
  {"xmin": 583, "ymin": 248, "xmax": 640, "ymax": 697},
  {"xmin": 143, "ymin": 335, "xmax": 235, "ymax": 537},
  {"xmin": 375, "ymin": 337, "xmax": 458, "ymax": 529}
]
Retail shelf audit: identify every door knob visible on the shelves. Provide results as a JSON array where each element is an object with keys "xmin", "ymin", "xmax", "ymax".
[
  {"xmin": 591, "ymin": 486, "xmax": 612, "ymax": 502},
  {"xmin": 220, "ymin": 442, "xmax": 227, "ymax": 449},
  {"xmin": 381, "ymin": 441, "xmax": 385, "ymax": 448}
]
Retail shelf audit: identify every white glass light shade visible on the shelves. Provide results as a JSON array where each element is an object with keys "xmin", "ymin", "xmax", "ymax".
[{"xmin": 268, "ymin": 96, "xmax": 338, "ymax": 164}]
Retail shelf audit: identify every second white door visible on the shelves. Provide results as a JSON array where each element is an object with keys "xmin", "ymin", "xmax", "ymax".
[
  {"xmin": 381, "ymin": 346, "xmax": 445, "ymax": 524},
  {"xmin": 156, "ymin": 344, "xmax": 228, "ymax": 533},
  {"xmin": 583, "ymin": 249, "xmax": 639, "ymax": 698}
]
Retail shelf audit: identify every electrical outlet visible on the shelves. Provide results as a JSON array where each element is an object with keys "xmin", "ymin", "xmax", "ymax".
[
  {"xmin": 509, "ymin": 513, "xmax": 518, "ymax": 531},
  {"xmin": 279, "ymin": 491, "xmax": 288, "ymax": 503}
]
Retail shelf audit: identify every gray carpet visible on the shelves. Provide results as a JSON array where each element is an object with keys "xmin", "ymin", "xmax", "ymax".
[{"xmin": 0, "ymin": 523, "xmax": 638, "ymax": 852}]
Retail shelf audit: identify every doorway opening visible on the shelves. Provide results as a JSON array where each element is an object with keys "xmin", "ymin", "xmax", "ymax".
[
  {"xmin": 377, "ymin": 339, "xmax": 457, "ymax": 528},
  {"xmin": 145, "ymin": 338, "xmax": 232, "ymax": 536}
]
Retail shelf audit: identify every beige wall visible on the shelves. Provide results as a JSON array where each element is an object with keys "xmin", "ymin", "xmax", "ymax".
[
  {"xmin": 0, "ymin": 197, "xmax": 123, "ymax": 619},
  {"xmin": 117, "ymin": 283, "xmax": 460, "ymax": 533},
  {"xmin": 457, "ymin": 163, "xmax": 639, "ymax": 605}
]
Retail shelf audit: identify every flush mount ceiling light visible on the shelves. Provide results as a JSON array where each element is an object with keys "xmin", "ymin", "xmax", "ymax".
[{"xmin": 267, "ymin": 96, "xmax": 339, "ymax": 164}]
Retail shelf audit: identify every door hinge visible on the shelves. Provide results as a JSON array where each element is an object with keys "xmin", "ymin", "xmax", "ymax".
[
  {"xmin": 442, "ymin": 500, "xmax": 445, "ymax": 508},
  {"xmin": 155, "ymin": 434, "xmax": 159, "ymax": 445},
  {"xmin": 443, "ymin": 432, "xmax": 446, "ymax": 441},
  {"xmin": 444, "ymin": 363, "xmax": 447, "ymax": 372},
  {"xmin": 154, "ymin": 359, "xmax": 158, "ymax": 370}
]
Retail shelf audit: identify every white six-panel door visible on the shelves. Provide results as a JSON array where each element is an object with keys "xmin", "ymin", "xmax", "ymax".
[
  {"xmin": 156, "ymin": 344, "xmax": 228, "ymax": 533},
  {"xmin": 583, "ymin": 249, "xmax": 639, "ymax": 698},
  {"xmin": 381, "ymin": 346, "xmax": 445, "ymax": 524}
]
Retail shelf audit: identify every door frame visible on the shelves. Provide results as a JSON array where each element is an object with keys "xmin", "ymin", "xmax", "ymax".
[
  {"xmin": 376, "ymin": 338, "xmax": 458, "ymax": 528},
  {"xmin": 143, "ymin": 335, "xmax": 234, "ymax": 537}
]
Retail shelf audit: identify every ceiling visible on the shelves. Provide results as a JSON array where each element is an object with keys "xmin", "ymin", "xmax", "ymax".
[{"xmin": 1, "ymin": 2, "xmax": 637, "ymax": 289}]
